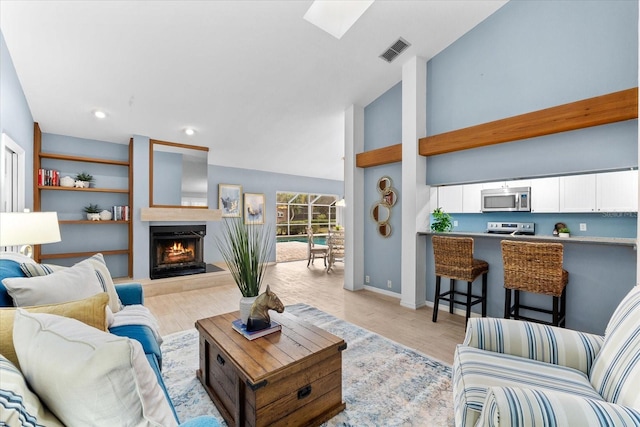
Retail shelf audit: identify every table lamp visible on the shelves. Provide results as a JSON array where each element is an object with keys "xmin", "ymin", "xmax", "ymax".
[{"xmin": 0, "ymin": 211, "xmax": 61, "ymax": 257}]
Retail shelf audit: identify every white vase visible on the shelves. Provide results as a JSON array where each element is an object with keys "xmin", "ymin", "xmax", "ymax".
[
  {"xmin": 239, "ymin": 296, "xmax": 258, "ymax": 325},
  {"xmin": 60, "ymin": 176, "xmax": 75, "ymax": 187},
  {"xmin": 559, "ymin": 232, "xmax": 570, "ymax": 238},
  {"xmin": 86, "ymin": 213, "xmax": 100, "ymax": 221},
  {"xmin": 99, "ymin": 210, "xmax": 113, "ymax": 220}
]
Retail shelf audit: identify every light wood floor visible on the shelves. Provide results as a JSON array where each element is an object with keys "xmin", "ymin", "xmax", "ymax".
[{"xmin": 144, "ymin": 260, "xmax": 467, "ymax": 365}]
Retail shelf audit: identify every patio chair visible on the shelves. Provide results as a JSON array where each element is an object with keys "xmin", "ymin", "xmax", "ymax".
[
  {"xmin": 327, "ymin": 228, "xmax": 345, "ymax": 272},
  {"xmin": 306, "ymin": 227, "xmax": 328, "ymax": 267}
]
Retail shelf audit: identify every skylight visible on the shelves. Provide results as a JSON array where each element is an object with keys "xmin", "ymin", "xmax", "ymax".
[{"xmin": 303, "ymin": 0, "xmax": 374, "ymax": 39}]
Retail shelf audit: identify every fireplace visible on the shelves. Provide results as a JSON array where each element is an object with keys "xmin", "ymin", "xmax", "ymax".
[{"xmin": 149, "ymin": 225, "xmax": 206, "ymax": 279}]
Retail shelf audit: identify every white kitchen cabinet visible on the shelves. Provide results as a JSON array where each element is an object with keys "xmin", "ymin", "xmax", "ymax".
[
  {"xmin": 559, "ymin": 174, "xmax": 597, "ymax": 212},
  {"xmin": 506, "ymin": 179, "xmax": 531, "ymax": 188},
  {"xmin": 462, "ymin": 183, "xmax": 484, "ymax": 213},
  {"xmin": 596, "ymin": 170, "xmax": 638, "ymax": 212},
  {"xmin": 482, "ymin": 180, "xmax": 531, "ymax": 189},
  {"xmin": 530, "ymin": 177, "xmax": 560, "ymax": 212},
  {"xmin": 437, "ymin": 185, "xmax": 463, "ymax": 213}
]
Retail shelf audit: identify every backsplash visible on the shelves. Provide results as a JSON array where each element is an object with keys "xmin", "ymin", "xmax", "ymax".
[{"xmin": 436, "ymin": 212, "xmax": 637, "ymax": 238}]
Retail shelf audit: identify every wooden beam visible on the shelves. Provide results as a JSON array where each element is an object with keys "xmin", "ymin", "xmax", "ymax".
[
  {"xmin": 419, "ymin": 87, "xmax": 638, "ymax": 157},
  {"xmin": 356, "ymin": 144, "xmax": 402, "ymax": 168}
]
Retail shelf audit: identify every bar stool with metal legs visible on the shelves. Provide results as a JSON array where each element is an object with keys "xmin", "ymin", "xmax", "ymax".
[
  {"xmin": 501, "ymin": 240, "xmax": 569, "ymax": 327},
  {"xmin": 431, "ymin": 236, "xmax": 489, "ymax": 325}
]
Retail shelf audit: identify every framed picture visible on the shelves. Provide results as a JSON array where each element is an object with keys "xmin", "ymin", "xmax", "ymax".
[
  {"xmin": 218, "ymin": 184, "xmax": 242, "ymax": 217},
  {"xmin": 244, "ymin": 193, "xmax": 265, "ymax": 224}
]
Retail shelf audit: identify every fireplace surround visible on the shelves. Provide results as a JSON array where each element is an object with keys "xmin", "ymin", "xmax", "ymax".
[{"xmin": 149, "ymin": 225, "xmax": 206, "ymax": 279}]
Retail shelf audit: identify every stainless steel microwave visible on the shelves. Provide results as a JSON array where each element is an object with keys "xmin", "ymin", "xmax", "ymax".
[{"xmin": 481, "ymin": 187, "xmax": 531, "ymax": 212}]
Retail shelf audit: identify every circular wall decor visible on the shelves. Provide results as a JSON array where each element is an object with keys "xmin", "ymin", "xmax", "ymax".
[{"xmin": 371, "ymin": 176, "xmax": 398, "ymax": 238}]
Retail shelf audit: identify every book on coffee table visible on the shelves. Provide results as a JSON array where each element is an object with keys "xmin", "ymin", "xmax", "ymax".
[{"xmin": 231, "ymin": 319, "xmax": 282, "ymax": 340}]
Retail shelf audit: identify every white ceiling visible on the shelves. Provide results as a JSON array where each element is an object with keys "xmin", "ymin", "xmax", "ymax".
[{"xmin": 0, "ymin": 0, "xmax": 507, "ymax": 181}]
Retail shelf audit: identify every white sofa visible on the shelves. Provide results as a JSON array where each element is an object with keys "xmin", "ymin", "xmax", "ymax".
[{"xmin": 453, "ymin": 285, "xmax": 640, "ymax": 426}]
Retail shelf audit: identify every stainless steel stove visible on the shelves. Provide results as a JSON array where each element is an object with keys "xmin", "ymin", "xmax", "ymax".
[{"xmin": 486, "ymin": 221, "xmax": 535, "ymax": 235}]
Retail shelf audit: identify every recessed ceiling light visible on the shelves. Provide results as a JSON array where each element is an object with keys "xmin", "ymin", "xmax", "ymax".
[
  {"xmin": 93, "ymin": 110, "xmax": 106, "ymax": 119},
  {"xmin": 184, "ymin": 128, "xmax": 195, "ymax": 136},
  {"xmin": 304, "ymin": 0, "xmax": 374, "ymax": 39}
]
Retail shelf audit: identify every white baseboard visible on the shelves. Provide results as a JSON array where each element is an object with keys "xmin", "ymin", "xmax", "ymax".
[{"xmin": 363, "ymin": 285, "xmax": 401, "ymax": 299}]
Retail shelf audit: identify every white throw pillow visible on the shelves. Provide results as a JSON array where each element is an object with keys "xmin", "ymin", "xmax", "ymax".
[
  {"xmin": 2, "ymin": 262, "xmax": 103, "ymax": 307},
  {"xmin": 0, "ymin": 354, "xmax": 64, "ymax": 427},
  {"xmin": 13, "ymin": 310, "xmax": 178, "ymax": 427},
  {"xmin": 18, "ymin": 253, "xmax": 123, "ymax": 313},
  {"xmin": 75, "ymin": 253, "xmax": 123, "ymax": 313}
]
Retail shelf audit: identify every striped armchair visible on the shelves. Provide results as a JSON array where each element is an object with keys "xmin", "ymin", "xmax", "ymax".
[{"xmin": 453, "ymin": 285, "xmax": 640, "ymax": 427}]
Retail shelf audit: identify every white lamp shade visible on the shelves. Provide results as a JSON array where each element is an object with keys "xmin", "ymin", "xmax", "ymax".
[{"xmin": 0, "ymin": 212, "xmax": 61, "ymax": 246}]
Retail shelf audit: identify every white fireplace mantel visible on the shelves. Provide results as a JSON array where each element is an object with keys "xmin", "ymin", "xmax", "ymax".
[{"xmin": 140, "ymin": 208, "xmax": 222, "ymax": 222}]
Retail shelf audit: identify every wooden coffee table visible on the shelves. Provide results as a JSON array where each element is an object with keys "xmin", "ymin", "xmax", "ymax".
[{"xmin": 195, "ymin": 310, "xmax": 346, "ymax": 427}]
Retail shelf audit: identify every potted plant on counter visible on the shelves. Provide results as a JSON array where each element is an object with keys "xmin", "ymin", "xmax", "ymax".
[
  {"xmin": 215, "ymin": 218, "xmax": 274, "ymax": 324},
  {"xmin": 558, "ymin": 227, "xmax": 571, "ymax": 238},
  {"xmin": 430, "ymin": 207, "xmax": 453, "ymax": 232}
]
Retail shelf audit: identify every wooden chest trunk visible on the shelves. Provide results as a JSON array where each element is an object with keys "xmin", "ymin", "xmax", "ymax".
[{"xmin": 196, "ymin": 311, "xmax": 346, "ymax": 427}]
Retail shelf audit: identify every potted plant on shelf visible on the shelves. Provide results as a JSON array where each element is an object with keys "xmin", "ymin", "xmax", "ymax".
[
  {"xmin": 558, "ymin": 227, "xmax": 571, "ymax": 238},
  {"xmin": 83, "ymin": 203, "xmax": 101, "ymax": 221},
  {"xmin": 215, "ymin": 218, "xmax": 274, "ymax": 324},
  {"xmin": 75, "ymin": 172, "xmax": 94, "ymax": 188},
  {"xmin": 430, "ymin": 207, "xmax": 453, "ymax": 232}
]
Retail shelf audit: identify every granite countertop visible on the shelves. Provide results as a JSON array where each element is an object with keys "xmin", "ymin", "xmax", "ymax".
[{"xmin": 418, "ymin": 231, "xmax": 636, "ymax": 247}]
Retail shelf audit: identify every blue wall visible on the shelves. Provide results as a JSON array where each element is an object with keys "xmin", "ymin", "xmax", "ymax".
[
  {"xmin": 0, "ymin": 31, "xmax": 34, "ymax": 209},
  {"xmin": 38, "ymin": 133, "xmax": 131, "ymax": 277},
  {"xmin": 426, "ymin": 0, "xmax": 638, "ymax": 183},
  {"xmin": 425, "ymin": 0, "xmax": 638, "ymax": 239},
  {"xmin": 364, "ymin": 82, "xmax": 403, "ymax": 292},
  {"xmin": 361, "ymin": 0, "xmax": 638, "ymax": 322},
  {"xmin": 421, "ymin": 0, "xmax": 638, "ymax": 333},
  {"xmin": 205, "ymin": 165, "xmax": 343, "ymax": 265},
  {"xmin": 132, "ymin": 136, "xmax": 342, "ymax": 278}
]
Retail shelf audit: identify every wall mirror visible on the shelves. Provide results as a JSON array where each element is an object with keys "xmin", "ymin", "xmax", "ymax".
[
  {"xmin": 371, "ymin": 175, "xmax": 398, "ymax": 238},
  {"xmin": 149, "ymin": 139, "xmax": 209, "ymax": 208},
  {"xmin": 383, "ymin": 188, "xmax": 397, "ymax": 207},
  {"xmin": 377, "ymin": 176, "xmax": 392, "ymax": 193},
  {"xmin": 371, "ymin": 203, "xmax": 391, "ymax": 223},
  {"xmin": 378, "ymin": 222, "xmax": 392, "ymax": 238}
]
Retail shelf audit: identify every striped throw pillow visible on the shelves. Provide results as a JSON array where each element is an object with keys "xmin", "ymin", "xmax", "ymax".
[
  {"xmin": 0, "ymin": 354, "xmax": 63, "ymax": 426},
  {"xmin": 589, "ymin": 285, "xmax": 640, "ymax": 409}
]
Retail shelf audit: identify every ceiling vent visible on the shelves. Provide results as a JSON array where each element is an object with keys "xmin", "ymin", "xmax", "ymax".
[{"xmin": 379, "ymin": 38, "xmax": 411, "ymax": 63}]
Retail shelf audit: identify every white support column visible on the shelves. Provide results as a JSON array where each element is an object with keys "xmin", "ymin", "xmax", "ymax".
[
  {"xmin": 344, "ymin": 105, "xmax": 365, "ymax": 291},
  {"xmin": 401, "ymin": 57, "xmax": 428, "ymax": 309}
]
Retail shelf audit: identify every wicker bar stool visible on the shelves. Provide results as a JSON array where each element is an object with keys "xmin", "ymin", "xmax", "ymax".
[
  {"xmin": 501, "ymin": 240, "xmax": 569, "ymax": 327},
  {"xmin": 431, "ymin": 236, "xmax": 489, "ymax": 325}
]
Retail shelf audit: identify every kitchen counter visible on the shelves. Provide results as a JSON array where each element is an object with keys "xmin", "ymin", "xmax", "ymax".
[
  {"xmin": 418, "ymin": 231, "xmax": 636, "ymax": 248},
  {"xmin": 419, "ymin": 230, "xmax": 637, "ymax": 334}
]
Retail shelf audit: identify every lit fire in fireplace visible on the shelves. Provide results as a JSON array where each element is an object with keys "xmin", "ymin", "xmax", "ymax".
[{"xmin": 161, "ymin": 240, "xmax": 195, "ymax": 264}]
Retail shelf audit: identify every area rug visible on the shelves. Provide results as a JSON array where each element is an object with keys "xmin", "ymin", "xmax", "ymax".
[{"xmin": 161, "ymin": 303, "xmax": 454, "ymax": 426}]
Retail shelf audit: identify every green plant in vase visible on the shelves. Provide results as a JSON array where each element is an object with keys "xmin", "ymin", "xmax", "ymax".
[
  {"xmin": 430, "ymin": 207, "xmax": 453, "ymax": 232},
  {"xmin": 215, "ymin": 218, "xmax": 274, "ymax": 324},
  {"xmin": 83, "ymin": 203, "xmax": 101, "ymax": 221},
  {"xmin": 558, "ymin": 227, "xmax": 571, "ymax": 237},
  {"xmin": 75, "ymin": 172, "xmax": 94, "ymax": 188}
]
